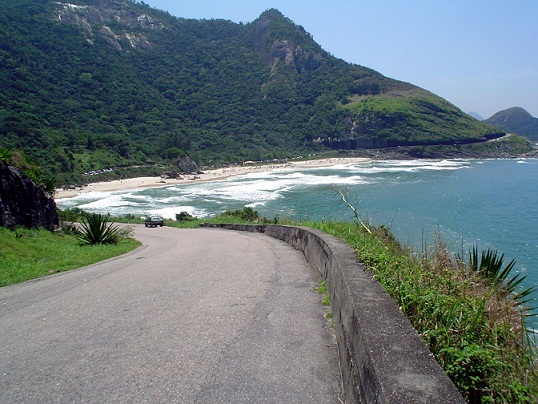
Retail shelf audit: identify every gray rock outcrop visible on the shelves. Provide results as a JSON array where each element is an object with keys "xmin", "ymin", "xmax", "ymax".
[
  {"xmin": 52, "ymin": 1, "xmax": 161, "ymax": 50},
  {"xmin": 177, "ymin": 156, "xmax": 200, "ymax": 174},
  {"xmin": 0, "ymin": 161, "xmax": 59, "ymax": 230}
]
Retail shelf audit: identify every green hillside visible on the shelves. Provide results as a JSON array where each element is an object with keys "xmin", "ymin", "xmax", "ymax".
[
  {"xmin": 485, "ymin": 107, "xmax": 538, "ymax": 141},
  {"xmin": 0, "ymin": 0, "xmax": 508, "ymax": 183}
]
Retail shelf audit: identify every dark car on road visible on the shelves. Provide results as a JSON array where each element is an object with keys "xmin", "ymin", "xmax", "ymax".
[{"xmin": 145, "ymin": 216, "xmax": 164, "ymax": 227}]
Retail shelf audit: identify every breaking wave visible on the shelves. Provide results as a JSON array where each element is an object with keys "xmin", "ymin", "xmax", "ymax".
[{"xmin": 56, "ymin": 159, "xmax": 469, "ymax": 219}]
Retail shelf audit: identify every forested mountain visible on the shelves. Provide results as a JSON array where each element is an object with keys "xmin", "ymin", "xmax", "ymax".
[
  {"xmin": 485, "ymin": 107, "xmax": 538, "ymax": 141},
  {"xmin": 0, "ymin": 0, "xmax": 508, "ymax": 182}
]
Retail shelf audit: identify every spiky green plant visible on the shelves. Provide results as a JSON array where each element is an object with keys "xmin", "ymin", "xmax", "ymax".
[
  {"xmin": 469, "ymin": 246, "xmax": 536, "ymax": 309},
  {"xmin": 77, "ymin": 214, "xmax": 120, "ymax": 245},
  {"xmin": 41, "ymin": 172, "xmax": 56, "ymax": 196}
]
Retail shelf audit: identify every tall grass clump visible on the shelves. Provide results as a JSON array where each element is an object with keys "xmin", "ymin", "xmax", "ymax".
[
  {"xmin": 76, "ymin": 213, "xmax": 121, "ymax": 245},
  {"xmin": 299, "ymin": 220, "xmax": 537, "ymax": 403}
]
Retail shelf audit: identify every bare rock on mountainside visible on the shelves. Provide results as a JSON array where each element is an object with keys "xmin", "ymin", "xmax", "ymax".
[
  {"xmin": 0, "ymin": 161, "xmax": 59, "ymax": 230},
  {"xmin": 52, "ymin": 0, "xmax": 162, "ymax": 50},
  {"xmin": 176, "ymin": 156, "xmax": 200, "ymax": 174}
]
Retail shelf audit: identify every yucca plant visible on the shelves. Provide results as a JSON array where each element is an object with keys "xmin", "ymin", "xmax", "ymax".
[
  {"xmin": 468, "ymin": 246, "xmax": 536, "ymax": 310},
  {"xmin": 77, "ymin": 214, "xmax": 120, "ymax": 245},
  {"xmin": 41, "ymin": 172, "xmax": 56, "ymax": 196}
]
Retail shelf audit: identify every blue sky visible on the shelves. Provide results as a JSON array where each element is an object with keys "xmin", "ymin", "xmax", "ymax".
[{"xmin": 141, "ymin": 1, "xmax": 538, "ymax": 118}]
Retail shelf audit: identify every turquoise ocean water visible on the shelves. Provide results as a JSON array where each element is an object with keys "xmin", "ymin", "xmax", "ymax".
[{"xmin": 57, "ymin": 158, "xmax": 538, "ymax": 326}]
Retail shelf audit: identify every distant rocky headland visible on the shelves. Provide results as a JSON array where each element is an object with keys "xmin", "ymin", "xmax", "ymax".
[{"xmin": 484, "ymin": 107, "xmax": 538, "ymax": 142}]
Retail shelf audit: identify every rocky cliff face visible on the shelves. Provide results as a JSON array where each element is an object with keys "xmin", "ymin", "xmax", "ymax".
[
  {"xmin": 52, "ymin": 0, "xmax": 164, "ymax": 51},
  {"xmin": 252, "ymin": 10, "xmax": 323, "ymax": 79},
  {"xmin": 0, "ymin": 161, "xmax": 59, "ymax": 230}
]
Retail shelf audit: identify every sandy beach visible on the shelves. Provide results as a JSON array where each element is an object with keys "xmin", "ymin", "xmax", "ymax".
[{"xmin": 55, "ymin": 157, "xmax": 369, "ymax": 199}]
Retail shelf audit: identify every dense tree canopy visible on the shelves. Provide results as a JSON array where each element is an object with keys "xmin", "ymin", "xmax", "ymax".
[{"xmin": 0, "ymin": 0, "xmax": 504, "ymax": 182}]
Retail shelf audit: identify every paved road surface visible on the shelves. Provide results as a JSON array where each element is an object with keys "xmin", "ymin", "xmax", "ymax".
[{"xmin": 1, "ymin": 226, "xmax": 342, "ymax": 403}]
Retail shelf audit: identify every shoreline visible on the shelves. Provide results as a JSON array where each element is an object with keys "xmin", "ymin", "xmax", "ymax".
[{"xmin": 55, "ymin": 157, "xmax": 370, "ymax": 200}]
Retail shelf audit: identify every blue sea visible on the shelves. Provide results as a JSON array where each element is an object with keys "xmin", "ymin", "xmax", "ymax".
[{"xmin": 57, "ymin": 158, "xmax": 538, "ymax": 326}]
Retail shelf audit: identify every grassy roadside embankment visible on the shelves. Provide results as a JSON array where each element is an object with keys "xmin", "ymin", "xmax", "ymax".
[{"xmin": 0, "ymin": 226, "xmax": 140, "ymax": 287}]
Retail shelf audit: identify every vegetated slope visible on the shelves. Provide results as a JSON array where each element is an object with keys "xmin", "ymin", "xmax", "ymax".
[
  {"xmin": 0, "ymin": 0, "xmax": 504, "ymax": 181},
  {"xmin": 484, "ymin": 107, "xmax": 538, "ymax": 141},
  {"xmin": 467, "ymin": 111, "xmax": 484, "ymax": 120}
]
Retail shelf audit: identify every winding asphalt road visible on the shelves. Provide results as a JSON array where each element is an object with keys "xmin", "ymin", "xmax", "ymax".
[{"xmin": 1, "ymin": 226, "xmax": 342, "ymax": 403}]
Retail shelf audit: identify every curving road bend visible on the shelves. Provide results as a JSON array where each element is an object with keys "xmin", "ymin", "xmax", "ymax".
[{"xmin": 0, "ymin": 226, "xmax": 342, "ymax": 403}]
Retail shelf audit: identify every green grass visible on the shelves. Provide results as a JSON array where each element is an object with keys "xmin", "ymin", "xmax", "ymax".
[
  {"xmin": 340, "ymin": 95, "xmax": 501, "ymax": 145},
  {"xmin": 0, "ymin": 227, "xmax": 140, "ymax": 287},
  {"xmin": 314, "ymin": 279, "xmax": 333, "ymax": 324},
  {"xmin": 314, "ymin": 279, "xmax": 331, "ymax": 306},
  {"xmin": 112, "ymin": 216, "xmax": 251, "ymax": 229}
]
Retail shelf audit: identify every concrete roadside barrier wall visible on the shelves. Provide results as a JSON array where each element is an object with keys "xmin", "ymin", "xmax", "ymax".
[{"xmin": 201, "ymin": 224, "xmax": 464, "ymax": 403}]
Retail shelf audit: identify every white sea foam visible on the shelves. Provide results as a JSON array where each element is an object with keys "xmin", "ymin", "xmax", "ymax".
[
  {"xmin": 327, "ymin": 164, "xmax": 357, "ymax": 170},
  {"xmin": 159, "ymin": 195, "xmax": 192, "ymax": 204},
  {"xmin": 55, "ymin": 168, "xmax": 371, "ymax": 217},
  {"xmin": 54, "ymin": 159, "xmax": 468, "ymax": 220},
  {"xmin": 55, "ymin": 191, "xmax": 112, "ymax": 206},
  {"xmin": 246, "ymin": 201, "xmax": 267, "ymax": 208},
  {"xmin": 210, "ymin": 172, "xmax": 365, "ymax": 201},
  {"xmin": 78, "ymin": 194, "xmax": 127, "ymax": 209},
  {"xmin": 335, "ymin": 160, "xmax": 470, "ymax": 174},
  {"xmin": 212, "ymin": 182, "xmax": 289, "ymax": 202}
]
